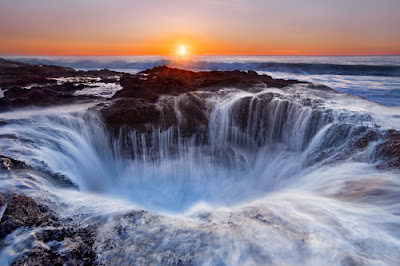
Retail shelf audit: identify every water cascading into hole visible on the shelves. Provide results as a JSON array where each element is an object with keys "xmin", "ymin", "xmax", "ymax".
[{"xmin": 0, "ymin": 89, "xmax": 375, "ymax": 213}]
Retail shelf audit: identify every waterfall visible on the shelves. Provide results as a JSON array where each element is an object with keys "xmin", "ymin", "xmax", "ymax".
[
  {"xmin": 0, "ymin": 86, "xmax": 385, "ymax": 212},
  {"xmin": 1, "ymin": 85, "xmax": 400, "ymax": 265}
]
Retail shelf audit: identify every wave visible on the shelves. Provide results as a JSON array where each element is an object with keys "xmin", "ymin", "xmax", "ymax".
[{"xmin": 10, "ymin": 57, "xmax": 400, "ymax": 77}]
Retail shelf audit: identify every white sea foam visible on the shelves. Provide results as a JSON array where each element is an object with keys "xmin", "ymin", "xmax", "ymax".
[{"xmin": 0, "ymin": 72, "xmax": 399, "ymax": 264}]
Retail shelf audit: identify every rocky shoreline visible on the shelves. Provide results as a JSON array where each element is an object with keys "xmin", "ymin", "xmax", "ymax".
[{"xmin": 1, "ymin": 58, "xmax": 400, "ymax": 264}]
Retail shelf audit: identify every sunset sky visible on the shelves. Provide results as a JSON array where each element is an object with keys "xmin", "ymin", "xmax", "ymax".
[{"xmin": 0, "ymin": 0, "xmax": 399, "ymax": 56}]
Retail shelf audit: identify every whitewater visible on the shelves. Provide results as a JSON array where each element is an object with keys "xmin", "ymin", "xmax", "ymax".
[{"xmin": 0, "ymin": 56, "xmax": 400, "ymax": 265}]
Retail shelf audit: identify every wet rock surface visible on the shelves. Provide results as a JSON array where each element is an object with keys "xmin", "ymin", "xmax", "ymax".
[
  {"xmin": 0, "ymin": 193, "xmax": 97, "ymax": 265},
  {"xmin": 0, "ymin": 58, "xmax": 75, "ymax": 88},
  {"xmin": 11, "ymin": 247, "xmax": 64, "ymax": 266},
  {"xmin": 0, "ymin": 195, "xmax": 48, "ymax": 239},
  {"xmin": 0, "ymin": 155, "xmax": 31, "ymax": 170},
  {"xmin": 10, "ymin": 227, "xmax": 97, "ymax": 266},
  {"xmin": 376, "ymin": 129, "xmax": 400, "ymax": 169},
  {"xmin": 99, "ymin": 66, "xmax": 305, "ymax": 136},
  {"xmin": 1, "ymin": 59, "xmax": 400, "ymax": 265},
  {"xmin": 0, "ymin": 58, "xmax": 122, "ymax": 112},
  {"xmin": 0, "ymin": 58, "xmax": 120, "ymax": 88},
  {"xmin": 0, "ymin": 194, "xmax": 4, "ymax": 207},
  {"xmin": 0, "ymin": 155, "xmax": 78, "ymax": 188},
  {"xmin": 114, "ymin": 65, "xmax": 307, "ymax": 102},
  {"xmin": 99, "ymin": 98, "xmax": 162, "ymax": 133}
]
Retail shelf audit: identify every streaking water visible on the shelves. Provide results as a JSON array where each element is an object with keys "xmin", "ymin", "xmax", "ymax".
[
  {"xmin": 1, "ymin": 54, "xmax": 400, "ymax": 264},
  {"xmin": 4, "ymin": 55, "xmax": 400, "ymax": 106},
  {"xmin": 0, "ymin": 80, "xmax": 400, "ymax": 264}
]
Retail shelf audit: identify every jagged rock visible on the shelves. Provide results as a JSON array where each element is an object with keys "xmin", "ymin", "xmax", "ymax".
[
  {"xmin": 32, "ymin": 227, "xmax": 97, "ymax": 265},
  {"xmin": 0, "ymin": 82, "xmax": 94, "ymax": 111},
  {"xmin": 11, "ymin": 247, "xmax": 64, "ymax": 266},
  {"xmin": 0, "ymin": 194, "xmax": 5, "ymax": 206},
  {"xmin": 376, "ymin": 129, "xmax": 400, "ymax": 169},
  {"xmin": 0, "ymin": 195, "xmax": 48, "ymax": 238},
  {"xmin": 3, "ymin": 198, "xmax": 96, "ymax": 265},
  {"xmin": 176, "ymin": 94, "xmax": 209, "ymax": 138},
  {"xmin": 0, "ymin": 58, "xmax": 123, "ymax": 112},
  {"xmin": 114, "ymin": 66, "xmax": 307, "ymax": 102},
  {"xmin": 0, "ymin": 155, "xmax": 30, "ymax": 170},
  {"xmin": 101, "ymin": 66, "xmax": 305, "ymax": 137},
  {"xmin": 12, "ymin": 227, "xmax": 97, "ymax": 265},
  {"xmin": 100, "ymin": 98, "xmax": 161, "ymax": 134},
  {"xmin": 0, "ymin": 58, "xmax": 121, "ymax": 89},
  {"xmin": 355, "ymin": 130, "xmax": 379, "ymax": 150},
  {"xmin": 0, "ymin": 58, "xmax": 76, "ymax": 88}
]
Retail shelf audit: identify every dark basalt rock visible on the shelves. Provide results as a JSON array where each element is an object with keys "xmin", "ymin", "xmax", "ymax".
[
  {"xmin": 0, "ymin": 58, "xmax": 123, "ymax": 112},
  {"xmin": 98, "ymin": 93, "xmax": 210, "ymax": 139},
  {"xmin": 114, "ymin": 66, "xmax": 308, "ymax": 102},
  {"xmin": 355, "ymin": 130, "xmax": 379, "ymax": 150},
  {"xmin": 176, "ymin": 93, "xmax": 209, "ymax": 138},
  {"xmin": 0, "ymin": 84, "xmax": 92, "ymax": 112},
  {"xmin": 0, "ymin": 194, "xmax": 96, "ymax": 265},
  {"xmin": 101, "ymin": 66, "xmax": 305, "ymax": 137},
  {"xmin": 100, "ymin": 98, "xmax": 162, "ymax": 134},
  {"xmin": 0, "ymin": 58, "xmax": 76, "ymax": 88},
  {"xmin": 376, "ymin": 129, "xmax": 400, "ymax": 169},
  {"xmin": 12, "ymin": 247, "xmax": 65, "ymax": 266},
  {"xmin": 0, "ymin": 154, "xmax": 77, "ymax": 188},
  {"xmin": 30, "ymin": 227, "xmax": 97, "ymax": 266},
  {"xmin": 0, "ymin": 195, "xmax": 48, "ymax": 239},
  {"xmin": 0, "ymin": 155, "xmax": 31, "ymax": 170},
  {"xmin": 0, "ymin": 58, "xmax": 121, "ymax": 89},
  {"xmin": 0, "ymin": 194, "xmax": 4, "ymax": 206}
]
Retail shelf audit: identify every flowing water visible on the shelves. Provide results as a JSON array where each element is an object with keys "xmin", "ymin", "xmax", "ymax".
[{"xmin": 0, "ymin": 56, "xmax": 400, "ymax": 264}]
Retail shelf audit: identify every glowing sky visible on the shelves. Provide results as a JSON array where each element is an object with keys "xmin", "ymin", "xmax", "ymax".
[{"xmin": 0, "ymin": 0, "xmax": 399, "ymax": 55}]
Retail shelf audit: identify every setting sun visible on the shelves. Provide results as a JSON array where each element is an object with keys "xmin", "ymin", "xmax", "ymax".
[{"xmin": 178, "ymin": 45, "xmax": 187, "ymax": 57}]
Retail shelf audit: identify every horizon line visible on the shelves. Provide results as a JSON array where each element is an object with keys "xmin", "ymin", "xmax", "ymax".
[{"xmin": 1, "ymin": 53, "xmax": 399, "ymax": 57}]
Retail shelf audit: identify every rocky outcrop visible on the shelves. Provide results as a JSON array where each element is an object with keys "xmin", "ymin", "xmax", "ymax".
[
  {"xmin": 0, "ymin": 193, "xmax": 96, "ymax": 265},
  {"xmin": 376, "ymin": 130, "xmax": 400, "ymax": 169},
  {"xmin": 21, "ymin": 227, "xmax": 97, "ymax": 266},
  {"xmin": 0, "ymin": 83, "xmax": 90, "ymax": 112},
  {"xmin": 99, "ymin": 66, "xmax": 306, "ymax": 137},
  {"xmin": 0, "ymin": 58, "xmax": 120, "ymax": 89},
  {"xmin": 0, "ymin": 194, "xmax": 4, "ymax": 207},
  {"xmin": 0, "ymin": 58, "xmax": 122, "ymax": 112},
  {"xmin": 0, "ymin": 155, "xmax": 31, "ymax": 170},
  {"xmin": 99, "ymin": 98, "xmax": 162, "ymax": 134},
  {"xmin": 11, "ymin": 248, "xmax": 65, "ymax": 266},
  {"xmin": 0, "ymin": 58, "xmax": 75, "ymax": 88},
  {"xmin": 114, "ymin": 66, "xmax": 307, "ymax": 102},
  {"xmin": 0, "ymin": 195, "xmax": 49, "ymax": 238}
]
